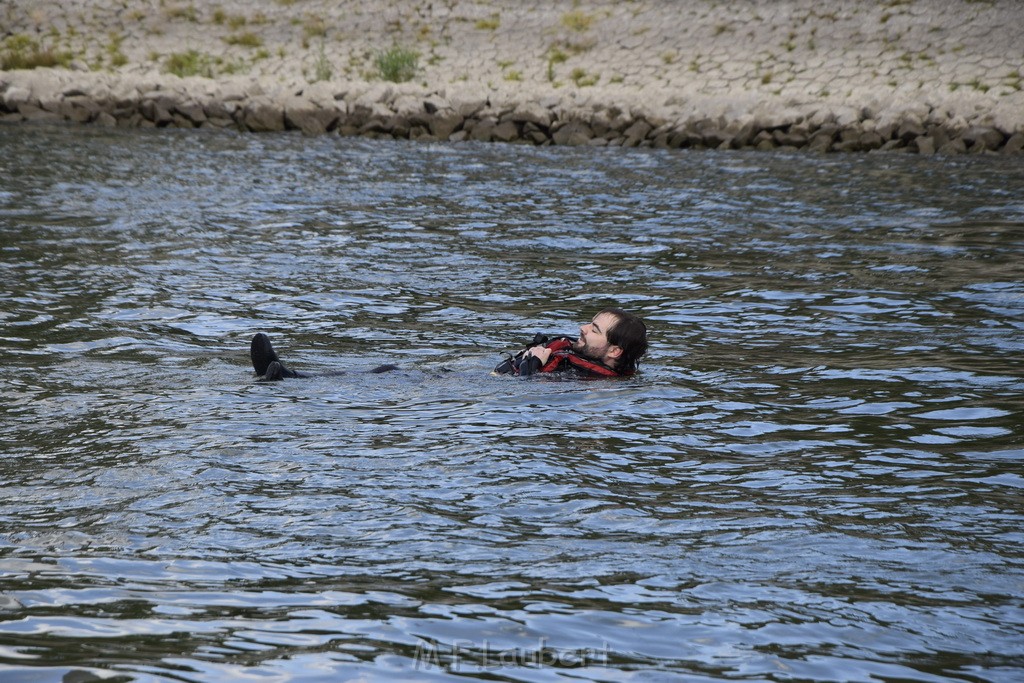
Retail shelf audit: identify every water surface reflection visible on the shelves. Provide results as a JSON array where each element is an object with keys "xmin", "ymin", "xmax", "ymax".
[{"xmin": 1, "ymin": 125, "xmax": 1022, "ymax": 682}]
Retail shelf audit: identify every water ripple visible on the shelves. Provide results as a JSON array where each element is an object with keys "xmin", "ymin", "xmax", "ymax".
[{"xmin": 1, "ymin": 126, "xmax": 1022, "ymax": 682}]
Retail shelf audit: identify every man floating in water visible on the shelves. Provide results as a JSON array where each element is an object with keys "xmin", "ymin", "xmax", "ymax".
[
  {"xmin": 250, "ymin": 307, "xmax": 648, "ymax": 380},
  {"xmin": 492, "ymin": 308, "xmax": 647, "ymax": 378}
]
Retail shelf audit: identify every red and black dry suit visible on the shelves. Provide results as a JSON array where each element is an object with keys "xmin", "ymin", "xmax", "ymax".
[{"xmin": 493, "ymin": 335, "xmax": 627, "ymax": 378}]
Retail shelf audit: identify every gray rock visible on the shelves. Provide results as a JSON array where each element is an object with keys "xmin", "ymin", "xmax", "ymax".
[
  {"xmin": 726, "ymin": 120, "xmax": 756, "ymax": 147},
  {"xmin": 453, "ymin": 96, "xmax": 486, "ymax": 119},
  {"xmin": 834, "ymin": 106, "xmax": 862, "ymax": 127},
  {"xmin": 897, "ymin": 117, "xmax": 926, "ymax": 142},
  {"xmin": 492, "ymin": 120, "xmax": 519, "ymax": 142},
  {"xmin": 913, "ymin": 136, "xmax": 936, "ymax": 155},
  {"xmin": 2, "ymin": 86, "xmax": 32, "ymax": 112},
  {"xmin": 623, "ymin": 119, "xmax": 653, "ymax": 146},
  {"xmin": 347, "ymin": 100, "xmax": 391, "ymax": 128},
  {"xmin": 962, "ymin": 126, "xmax": 1005, "ymax": 151},
  {"xmin": 651, "ymin": 132, "xmax": 671, "ymax": 148},
  {"xmin": 174, "ymin": 101, "xmax": 207, "ymax": 125},
  {"xmin": 387, "ymin": 114, "xmax": 411, "ymax": 137},
  {"xmin": 928, "ymin": 126, "xmax": 951, "ymax": 150},
  {"xmin": 1003, "ymin": 132, "xmax": 1024, "ymax": 154},
  {"xmin": 538, "ymin": 95, "xmax": 561, "ymax": 110},
  {"xmin": 204, "ymin": 99, "xmax": 236, "ymax": 120},
  {"xmin": 938, "ymin": 138, "xmax": 968, "ymax": 154},
  {"xmin": 17, "ymin": 103, "xmax": 62, "ymax": 122},
  {"xmin": 833, "ymin": 139, "xmax": 863, "ymax": 153},
  {"xmin": 469, "ymin": 117, "xmax": 497, "ymax": 142},
  {"xmin": 807, "ymin": 132, "xmax": 833, "ymax": 153},
  {"xmin": 525, "ymin": 126, "xmax": 549, "ymax": 144},
  {"xmin": 700, "ymin": 127, "xmax": 730, "ymax": 148},
  {"xmin": 203, "ymin": 117, "xmax": 234, "ymax": 129},
  {"xmin": 422, "ymin": 95, "xmax": 447, "ymax": 115},
  {"xmin": 858, "ymin": 131, "xmax": 884, "ymax": 150},
  {"xmin": 117, "ymin": 112, "xmax": 144, "ymax": 128},
  {"xmin": 140, "ymin": 95, "xmax": 177, "ymax": 125},
  {"xmin": 589, "ymin": 109, "xmax": 613, "ymax": 137},
  {"xmin": 429, "ymin": 110, "xmax": 463, "ymax": 139},
  {"xmin": 171, "ymin": 113, "xmax": 196, "ymax": 129},
  {"xmin": 409, "ymin": 125, "xmax": 433, "ymax": 141},
  {"xmin": 94, "ymin": 111, "xmax": 117, "ymax": 127},
  {"xmin": 773, "ymin": 128, "xmax": 807, "ymax": 147},
  {"xmin": 668, "ymin": 127, "xmax": 692, "ymax": 148},
  {"xmin": 61, "ymin": 96, "xmax": 100, "ymax": 123},
  {"xmin": 241, "ymin": 98, "xmax": 285, "ymax": 132},
  {"xmin": 508, "ymin": 101, "xmax": 552, "ymax": 128},
  {"xmin": 551, "ymin": 120, "xmax": 592, "ymax": 146},
  {"xmin": 874, "ymin": 122, "xmax": 897, "ymax": 141},
  {"xmin": 39, "ymin": 96, "xmax": 63, "ymax": 114},
  {"xmin": 283, "ymin": 97, "xmax": 338, "ymax": 135},
  {"xmin": 392, "ymin": 94, "xmax": 424, "ymax": 120}
]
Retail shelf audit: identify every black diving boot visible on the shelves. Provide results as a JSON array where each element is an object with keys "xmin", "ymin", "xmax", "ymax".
[
  {"xmin": 262, "ymin": 360, "xmax": 285, "ymax": 381},
  {"xmin": 251, "ymin": 333, "xmax": 300, "ymax": 379}
]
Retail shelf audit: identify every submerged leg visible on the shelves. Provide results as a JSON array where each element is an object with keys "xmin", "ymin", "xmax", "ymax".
[
  {"xmin": 370, "ymin": 364, "xmax": 400, "ymax": 373},
  {"xmin": 249, "ymin": 332, "xmax": 396, "ymax": 379}
]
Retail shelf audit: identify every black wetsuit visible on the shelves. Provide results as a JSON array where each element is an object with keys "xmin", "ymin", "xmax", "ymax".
[{"xmin": 250, "ymin": 333, "xmax": 397, "ymax": 380}]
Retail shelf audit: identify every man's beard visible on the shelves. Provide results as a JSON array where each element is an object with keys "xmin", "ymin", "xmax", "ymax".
[{"xmin": 572, "ymin": 336, "xmax": 603, "ymax": 362}]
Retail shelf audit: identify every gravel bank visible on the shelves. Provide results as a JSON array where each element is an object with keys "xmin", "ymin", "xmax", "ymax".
[{"xmin": 2, "ymin": 0, "xmax": 1022, "ymax": 153}]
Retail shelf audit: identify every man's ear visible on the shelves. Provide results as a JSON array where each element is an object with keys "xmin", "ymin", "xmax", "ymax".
[{"xmin": 607, "ymin": 345, "xmax": 623, "ymax": 360}]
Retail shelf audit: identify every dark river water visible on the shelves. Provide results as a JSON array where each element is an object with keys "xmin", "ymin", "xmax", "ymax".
[{"xmin": 1, "ymin": 124, "xmax": 1022, "ymax": 682}]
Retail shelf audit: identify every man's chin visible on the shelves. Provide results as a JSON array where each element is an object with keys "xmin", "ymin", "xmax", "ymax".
[{"xmin": 573, "ymin": 341, "xmax": 596, "ymax": 359}]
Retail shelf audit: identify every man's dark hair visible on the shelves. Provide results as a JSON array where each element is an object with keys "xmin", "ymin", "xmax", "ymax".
[{"xmin": 601, "ymin": 307, "xmax": 648, "ymax": 374}]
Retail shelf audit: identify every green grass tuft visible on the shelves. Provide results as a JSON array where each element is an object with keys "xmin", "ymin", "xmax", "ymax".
[
  {"xmin": 224, "ymin": 32, "xmax": 263, "ymax": 48},
  {"xmin": 476, "ymin": 16, "xmax": 500, "ymax": 31},
  {"xmin": 374, "ymin": 45, "xmax": 419, "ymax": 82},
  {"xmin": 1, "ymin": 34, "xmax": 73, "ymax": 70},
  {"xmin": 164, "ymin": 49, "xmax": 216, "ymax": 77},
  {"xmin": 311, "ymin": 42, "xmax": 332, "ymax": 82},
  {"xmin": 561, "ymin": 10, "xmax": 594, "ymax": 32}
]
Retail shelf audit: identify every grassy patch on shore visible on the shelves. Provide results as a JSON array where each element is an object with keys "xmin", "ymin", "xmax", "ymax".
[
  {"xmin": 225, "ymin": 32, "xmax": 263, "ymax": 48},
  {"xmin": 571, "ymin": 68, "xmax": 598, "ymax": 87},
  {"xmin": 162, "ymin": 49, "xmax": 247, "ymax": 78},
  {"xmin": 310, "ymin": 41, "xmax": 332, "ymax": 82},
  {"xmin": 165, "ymin": 50, "xmax": 217, "ymax": 77},
  {"xmin": 374, "ymin": 45, "xmax": 419, "ymax": 82},
  {"xmin": 561, "ymin": 10, "xmax": 595, "ymax": 32},
  {"xmin": 105, "ymin": 33, "xmax": 129, "ymax": 68},
  {"xmin": 304, "ymin": 15, "xmax": 329, "ymax": 42},
  {"xmin": 1, "ymin": 34, "xmax": 73, "ymax": 70},
  {"xmin": 164, "ymin": 4, "xmax": 198, "ymax": 22},
  {"xmin": 476, "ymin": 15, "xmax": 501, "ymax": 31},
  {"xmin": 546, "ymin": 47, "xmax": 568, "ymax": 83}
]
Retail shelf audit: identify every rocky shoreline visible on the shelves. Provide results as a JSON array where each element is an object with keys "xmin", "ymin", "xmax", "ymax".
[
  {"xmin": 3, "ymin": 70, "xmax": 1021, "ymax": 155},
  {"xmin": 3, "ymin": 0, "xmax": 1023, "ymax": 154}
]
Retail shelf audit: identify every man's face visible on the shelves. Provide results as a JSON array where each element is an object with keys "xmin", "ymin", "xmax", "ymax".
[{"xmin": 573, "ymin": 312, "xmax": 621, "ymax": 365}]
